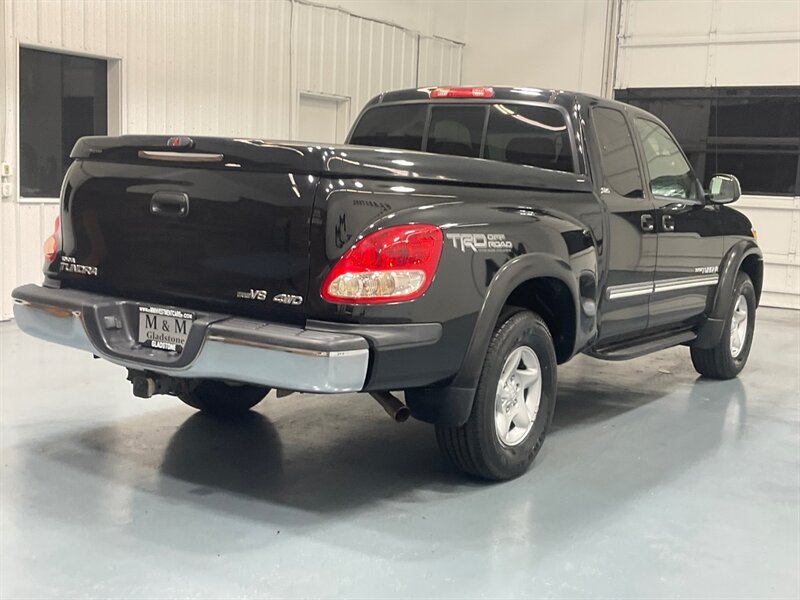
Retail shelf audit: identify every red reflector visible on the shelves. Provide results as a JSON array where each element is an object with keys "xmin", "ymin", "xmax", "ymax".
[
  {"xmin": 431, "ymin": 86, "xmax": 494, "ymax": 99},
  {"xmin": 322, "ymin": 224, "xmax": 443, "ymax": 304},
  {"xmin": 167, "ymin": 136, "xmax": 193, "ymax": 148},
  {"xmin": 44, "ymin": 216, "xmax": 61, "ymax": 263}
]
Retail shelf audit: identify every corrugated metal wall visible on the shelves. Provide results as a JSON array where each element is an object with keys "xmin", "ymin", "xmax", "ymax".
[
  {"xmin": 417, "ymin": 36, "xmax": 463, "ymax": 87},
  {"xmin": 615, "ymin": 0, "xmax": 800, "ymax": 309},
  {"xmin": 293, "ymin": 1, "xmax": 417, "ymax": 124},
  {"xmin": 0, "ymin": 0, "xmax": 463, "ymax": 320}
]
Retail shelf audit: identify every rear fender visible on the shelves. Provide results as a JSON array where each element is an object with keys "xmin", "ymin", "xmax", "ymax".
[
  {"xmin": 405, "ymin": 253, "xmax": 586, "ymax": 426},
  {"xmin": 453, "ymin": 253, "xmax": 583, "ymax": 388}
]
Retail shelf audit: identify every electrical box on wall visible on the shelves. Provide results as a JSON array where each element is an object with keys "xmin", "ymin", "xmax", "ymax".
[{"xmin": 1, "ymin": 162, "xmax": 14, "ymax": 198}]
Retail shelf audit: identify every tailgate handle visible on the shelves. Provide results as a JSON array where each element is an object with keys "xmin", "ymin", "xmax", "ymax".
[{"xmin": 150, "ymin": 192, "xmax": 189, "ymax": 217}]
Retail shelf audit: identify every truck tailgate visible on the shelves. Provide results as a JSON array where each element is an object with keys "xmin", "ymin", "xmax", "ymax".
[{"xmin": 58, "ymin": 159, "xmax": 316, "ymax": 322}]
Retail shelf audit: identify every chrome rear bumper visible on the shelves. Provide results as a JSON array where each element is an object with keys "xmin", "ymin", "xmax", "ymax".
[{"xmin": 12, "ymin": 284, "xmax": 369, "ymax": 393}]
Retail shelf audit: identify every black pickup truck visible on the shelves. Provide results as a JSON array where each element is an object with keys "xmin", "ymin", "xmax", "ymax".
[{"xmin": 12, "ymin": 86, "xmax": 762, "ymax": 480}]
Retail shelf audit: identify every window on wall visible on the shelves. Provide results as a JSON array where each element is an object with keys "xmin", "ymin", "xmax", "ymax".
[
  {"xmin": 19, "ymin": 48, "xmax": 108, "ymax": 198},
  {"xmin": 615, "ymin": 87, "xmax": 800, "ymax": 197}
]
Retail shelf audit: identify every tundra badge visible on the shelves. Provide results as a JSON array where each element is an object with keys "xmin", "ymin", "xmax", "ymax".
[{"xmin": 59, "ymin": 256, "xmax": 98, "ymax": 276}]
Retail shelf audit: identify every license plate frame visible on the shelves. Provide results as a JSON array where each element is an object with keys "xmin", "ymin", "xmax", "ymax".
[{"xmin": 137, "ymin": 306, "xmax": 194, "ymax": 352}]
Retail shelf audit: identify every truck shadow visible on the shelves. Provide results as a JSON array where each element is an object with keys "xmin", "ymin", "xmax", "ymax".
[
  {"xmin": 154, "ymin": 350, "xmax": 746, "ymax": 512},
  {"xmin": 21, "ymin": 348, "xmax": 747, "ymax": 555}
]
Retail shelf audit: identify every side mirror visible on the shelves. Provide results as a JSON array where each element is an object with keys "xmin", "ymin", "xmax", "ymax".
[{"xmin": 707, "ymin": 174, "xmax": 741, "ymax": 204}]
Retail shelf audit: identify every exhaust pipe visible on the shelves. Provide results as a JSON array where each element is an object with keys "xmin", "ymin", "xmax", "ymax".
[{"xmin": 370, "ymin": 391, "xmax": 410, "ymax": 423}]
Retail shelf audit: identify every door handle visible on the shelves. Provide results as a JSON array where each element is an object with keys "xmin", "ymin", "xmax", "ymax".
[
  {"xmin": 640, "ymin": 214, "xmax": 655, "ymax": 232},
  {"xmin": 662, "ymin": 214, "xmax": 675, "ymax": 232},
  {"xmin": 150, "ymin": 191, "xmax": 189, "ymax": 217}
]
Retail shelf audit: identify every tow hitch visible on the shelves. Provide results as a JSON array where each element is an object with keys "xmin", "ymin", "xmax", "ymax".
[{"xmin": 127, "ymin": 370, "xmax": 195, "ymax": 398}]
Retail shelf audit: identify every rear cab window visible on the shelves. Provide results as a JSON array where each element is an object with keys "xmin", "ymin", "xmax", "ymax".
[
  {"xmin": 348, "ymin": 104, "xmax": 426, "ymax": 150},
  {"xmin": 348, "ymin": 102, "xmax": 575, "ymax": 173},
  {"xmin": 485, "ymin": 104, "xmax": 573, "ymax": 172},
  {"xmin": 427, "ymin": 106, "xmax": 484, "ymax": 158}
]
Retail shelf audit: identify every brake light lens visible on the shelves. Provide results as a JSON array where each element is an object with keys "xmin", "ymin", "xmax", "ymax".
[
  {"xmin": 43, "ymin": 216, "xmax": 61, "ymax": 263},
  {"xmin": 430, "ymin": 86, "xmax": 494, "ymax": 99},
  {"xmin": 322, "ymin": 224, "xmax": 443, "ymax": 304}
]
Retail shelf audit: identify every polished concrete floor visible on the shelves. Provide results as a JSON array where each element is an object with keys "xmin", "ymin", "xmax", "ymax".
[{"xmin": 1, "ymin": 308, "xmax": 799, "ymax": 599}]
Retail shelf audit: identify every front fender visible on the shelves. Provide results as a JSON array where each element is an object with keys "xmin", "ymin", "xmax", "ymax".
[
  {"xmin": 712, "ymin": 239, "xmax": 763, "ymax": 316},
  {"xmin": 694, "ymin": 239, "xmax": 762, "ymax": 349}
]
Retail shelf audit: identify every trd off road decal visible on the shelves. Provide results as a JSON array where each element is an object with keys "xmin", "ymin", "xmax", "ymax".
[{"xmin": 446, "ymin": 233, "xmax": 513, "ymax": 253}]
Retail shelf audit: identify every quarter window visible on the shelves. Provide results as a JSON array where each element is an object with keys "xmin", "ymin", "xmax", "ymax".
[
  {"xmin": 591, "ymin": 107, "xmax": 644, "ymax": 198},
  {"xmin": 634, "ymin": 118, "xmax": 700, "ymax": 200}
]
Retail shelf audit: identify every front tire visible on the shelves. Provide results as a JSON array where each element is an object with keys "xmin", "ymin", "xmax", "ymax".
[
  {"xmin": 691, "ymin": 272, "xmax": 756, "ymax": 379},
  {"xmin": 178, "ymin": 380, "xmax": 269, "ymax": 416},
  {"xmin": 435, "ymin": 310, "xmax": 557, "ymax": 481}
]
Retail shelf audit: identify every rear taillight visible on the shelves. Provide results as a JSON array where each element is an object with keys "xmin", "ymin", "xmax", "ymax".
[
  {"xmin": 43, "ymin": 216, "xmax": 61, "ymax": 263},
  {"xmin": 430, "ymin": 86, "xmax": 494, "ymax": 99},
  {"xmin": 322, "ymin": 224, "xmax": 443, "ymax": 304}
]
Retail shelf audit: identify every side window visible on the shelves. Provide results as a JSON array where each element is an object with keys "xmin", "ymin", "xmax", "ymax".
[
  {"xmin": 484, "ymin": 104, "xmax": 574, "ymax": 172},
  {"xmin": 634, "ymin": 118, "xmax": 700, "ymax": 200},
  {"xmin": 592, "ymin": 107, "xmax": 644, "ymax": 198},
  {"xmin": 426, "ymin": 106, "xmax": 485, "ymax": 158},
  {"xmin": 349, "ymin": 105, "xmax": 427, "ymax": 150}
]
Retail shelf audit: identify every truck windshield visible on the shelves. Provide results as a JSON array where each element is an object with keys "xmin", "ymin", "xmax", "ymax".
[{"xmin": 349, "ymin": 102, "xmax": 574, "ymax": 173}]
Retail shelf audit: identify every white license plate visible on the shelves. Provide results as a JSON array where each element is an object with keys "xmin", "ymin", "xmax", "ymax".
[{"xmin": 138, "ymin": 306, "xmax": 194, "ymax": 351}]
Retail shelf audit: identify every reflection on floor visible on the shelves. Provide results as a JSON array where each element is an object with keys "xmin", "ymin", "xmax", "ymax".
[{"xmin": 1, "ymin": 308, "xmax": 798, "ymax": 598}]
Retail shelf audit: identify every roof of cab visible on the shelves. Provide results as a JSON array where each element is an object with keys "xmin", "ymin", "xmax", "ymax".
[
  {"xmin": 364, "ymin": 85, "xmax": 633, "ymax": 113},
  {"xmin": 371, "ymin": 86, "xmax": 590, "ymax": 105}
]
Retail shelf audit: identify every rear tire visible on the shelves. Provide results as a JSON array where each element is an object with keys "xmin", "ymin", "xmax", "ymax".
[
  {"xmin": 435, "ymin": 310, "xmax": 557, "ymax": 481},
  {"xmin": 690, "ymin": 272, "xmax": 756, "ymax": 379},
  {"xmin": 178, "ymin": 380, "xmax": 269, "ymax": 416}
]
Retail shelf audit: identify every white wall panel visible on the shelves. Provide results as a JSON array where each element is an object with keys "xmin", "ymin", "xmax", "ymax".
[
  {"xmin": 461, "ymin": 0, "xmax": 610, "ymax": 94},
  {"xmin": 736, "ymin": 197, "xmax": 800, "ymax": 310},
  {"xmin": 616, "ymin": 0, "xmax": 800, "ymax": 89},
  {"xmin": 0, "ymin": 0, "xmax": 464, "ymax": 320},
  {"xmin": 417, "ymin": 36, "xmax": 463, "ymax": 87},
  {"xmin": 292, "ymin": 2, "xmax": 419, "ymax": 132},
  {"xmin": 1, "ymin": 0, "xmax": 11, "ymax": 322},
  {"xmin": 616, "ymin": 0, "xmax": 800, "ymax": 309},
  {"xmin": 312, "ymin": 0, "xmax": 467, "ymax": 42}
]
